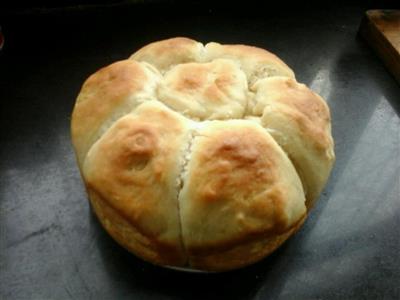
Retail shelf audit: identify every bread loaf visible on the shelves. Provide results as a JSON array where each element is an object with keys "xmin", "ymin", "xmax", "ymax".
[{"xmin": 71, "ymin": 37, "xmax": 335, "ymax": 271}]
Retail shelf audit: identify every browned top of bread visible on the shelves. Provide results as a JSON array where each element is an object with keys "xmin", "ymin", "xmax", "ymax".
[
  {"xmin": 71, "ymin": 60, "xmax": 161, "ymax": 165},
  {"xmin": 179, "ymin": 121, "xmax": 306, "ymax": 254},
  {"xmin": 83, "ymin": 102, "xmax": 189, "ymax": 242},
  {"xmin": 71, "ymin": 37, "xmax": 335, "ymax": 270}
]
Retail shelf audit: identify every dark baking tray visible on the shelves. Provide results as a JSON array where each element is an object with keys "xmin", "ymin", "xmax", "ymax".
[{"xmin": 1, "ymin": 3, "xmax": 399, "ymax": 299}]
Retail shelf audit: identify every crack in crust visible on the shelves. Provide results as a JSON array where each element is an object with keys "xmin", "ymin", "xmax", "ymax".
[{"xmin": 175, "ymin": 128, "xmax": 197, "ymax": 266}]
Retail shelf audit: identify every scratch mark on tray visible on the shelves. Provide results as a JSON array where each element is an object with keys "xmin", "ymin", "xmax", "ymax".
[
  {"xmin": 72, "ymin": 256, "xmax": 93, "ymax": 299},
  {"xmin": 64, "ymin": 285, "xmax": 74, "ymax": 299},
  {"xmin": 6, "ymin": 223, "xmax": 60, "ymax": 249}
]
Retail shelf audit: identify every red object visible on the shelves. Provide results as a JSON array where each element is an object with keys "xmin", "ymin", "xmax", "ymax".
[{"xmin": 0, "ymin": 27, "xmax": 4, "ymax": 50}]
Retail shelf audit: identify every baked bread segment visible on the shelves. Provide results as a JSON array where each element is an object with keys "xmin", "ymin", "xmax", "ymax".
[
  {"xmin": 71, "ymin": 60, "xmax": 162, "ymax": 165},
  {"xmin": 204, "ymin": 42, "xmax": 295, "ymax": 86},
  {"xmin": 83, "ymin": 101, "xmax": 192, "ymax": 266},
  {"xmin": 178, "ymin": 121, "xmax": 306, "ymax": 270},
  {"xmin": 158, "ymin": 59, "xmax": 248, "ymax": 120},
  {"xmin": 130, "ymin": 37, "xmax": 205, "ymax": 73},
  {"xmin": 250, "ymin": 77, "xmax": 335, "ymax": 208}
]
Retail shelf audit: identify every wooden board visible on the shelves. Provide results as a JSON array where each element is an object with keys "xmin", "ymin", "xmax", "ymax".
[{"xmin": 359, "ymin": 10, "xmax": 400, "ymax": 84}]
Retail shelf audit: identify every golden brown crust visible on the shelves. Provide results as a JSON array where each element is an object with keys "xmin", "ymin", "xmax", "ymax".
[
  {"xmin": 205, "ymin": 42, "xmax": 295, "ymax": 85},
  {"xmin": 179, "ymin": 121, "xmax": 306, "ymax": 259},
  {"xmin": 130, "ymin": 37, "xmax": 204, "ymax": 73},
  {"xmin": 158, "ymin": 59, "xmax": 248, "ymax": 120},
  {"xmin": 189, "ymin": 214, "xmax": 306, "ymax": 272},
  {"xmin": 252, "ymin": 77, "xmax": 332, "ymax": 151},
  {"xmin": 71, "ymin": 59, "xmax": 161, "ymax": 165},
  {"xmin": 89, "ymin": 189, "xmax": 186, "ymax": 266},
  {"xmin": 252, "ymin": 77, "xmax": 335, "ymax": 208},
  {"xmin": 71, "ymin": 37, "xmax": 335, "ymax": 271},
  {"xmin": 83, "ymin": 101, "xmax": 192, "ymax": 266}
]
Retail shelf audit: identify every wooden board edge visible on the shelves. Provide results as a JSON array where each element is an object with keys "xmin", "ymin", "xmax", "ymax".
[{"xmin": 358, "ymin": 10, "xmax": 400, "ymax": 85}]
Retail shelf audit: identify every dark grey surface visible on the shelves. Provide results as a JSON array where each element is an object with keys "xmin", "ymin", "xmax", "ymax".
[{"xmin": 1, "ymin": 4, "xmax": 399, "ymax": 300}]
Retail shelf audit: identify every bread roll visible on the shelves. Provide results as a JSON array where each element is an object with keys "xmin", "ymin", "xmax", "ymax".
[{"xmin": 71, "ymin": 37, "xmax": 335, "ymax": 271}]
